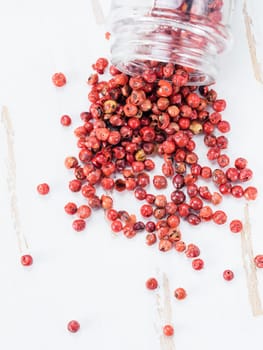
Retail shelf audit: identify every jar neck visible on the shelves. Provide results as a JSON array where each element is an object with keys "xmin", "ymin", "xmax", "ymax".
[{"xmin": 109, "ymin": 7, "xmax": 231, "ymax": 85}]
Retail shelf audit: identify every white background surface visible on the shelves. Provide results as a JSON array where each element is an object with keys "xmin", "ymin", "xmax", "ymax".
[{"xmin": 0, "ymin": 1, "xmax": 263, "ymax": 349}]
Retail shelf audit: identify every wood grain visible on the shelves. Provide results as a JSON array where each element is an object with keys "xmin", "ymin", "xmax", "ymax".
[
  {"xmin": 241, "ymin": 204, "xmax": 263, "ymax": 316},
  {"xmin": 1, "ymin": 106, "xmax": 28, "ymax": 254},
  {"xmin": 156, "ymin": 273, "xmax": 176, "ymax": 350},
  {"xmin": 243, "ymin": 1, "xmax": 263, "ymax": 84},
  {"xmin": 91, "ymin": 0, "xmax": 105, "ymax": 25}
]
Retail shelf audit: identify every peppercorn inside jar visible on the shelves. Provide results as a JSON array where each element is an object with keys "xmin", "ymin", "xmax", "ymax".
[{"xmin": 108, "ymin": 0, "xmax": 234, "ymax": 85}]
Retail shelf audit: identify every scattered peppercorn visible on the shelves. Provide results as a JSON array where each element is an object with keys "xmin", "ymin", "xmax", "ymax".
[
  {"xmin": 146, "ymin": 278, "xmax": 158, "ymax": 290},
  {"xmin": 254, "ymin": 255, "xmax": 263, "ymax": 268},
  {"xmin": 223, "ymin": 269, "xmax": 234, "ymax": 281},
  {"xmin": 51, "ymin": 55, "xmax": 258, "ymax": 337},
  {"xmin": 67, "ymin": 320, "xmax": 80, "ymax": 333},
  {"xmin": 192, "ymin": 258, "xmax": 204, "ymax": 270},
  {"xmin": 174, "ymin": 287, "xmax": 187, "ymax": 300},
  {"xmin": 52, "ymin": 72, "xmax": 67, "ymax": 87},
  {"xmin": 60, "ymin": 114, "xmax": 72, "ymax": 126},
  {"xmin": 37, "ymin": 183, "xmax": 50, "ymax": 195},
  {"xmin": 163, "ymin": 324, "xmax": 174, "ymax": 336},
  {"xmin": 229, "ymin": 220, "xmax": 243, "ymax": 233},
  {"xmin": 21, "ymin": 254, "xmax": 33, "ymax": 266}
]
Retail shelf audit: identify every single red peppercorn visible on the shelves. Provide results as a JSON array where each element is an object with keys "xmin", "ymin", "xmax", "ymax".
[
  {"xmin": 163, "ymin": 324, "xmax": 174, "ymax": 337},
  {"xmin": 223, "ymin": 269, "xmax": 234, "ymax": 281},
  {"xmin": 21, "ymin": 254, "xmax": 33, "ymax": 266},
  {"xmin": 189, "ymin": 196, "xmax": 203, "ymax": 210},
  {"xmin": 231, "ymin": 185, "xmax": 244, "ymax": 198},
  {"xmin": 187, "ymin": 214, "xmax": 201, "ymax": 225},
  {"xmin": 229, "ymin": 220, "xmax": 243, "ymax": 233},
  {"xmin": 226, "ymin": 167, "xmax": 239, "ymax": 182},
  {"xmin": 157, "ymin": 80, "xmax": 173, "ymax": 97},
  {"xmin": 64, "ymin": 202, "xmax": 77, "ymax": 215},
  {"xmin": 174, "ymin": 287, "xmax": 187, "ymax": 300},
  {"xmin": 60, "ymin": 114, "xmax": 72, "ymax": 126},
  {"xmin": 239, "ymin": 168, "xmax": 253, "ymax": 182},
  {"xmin": 217, "ymin": 120, "xmax": 230, "ymax": 133},
  {"xmin": 171, "ymin": 190, "xmax": 186, "ymax": 205},
  {"xmin": 200, "ymin": 166, "xmax": 212, "ymax": 179},
  {"xmin": 211, "ymin": 192, "xmax": 222, "ymax": 205},
  {"xmin": 206, "ymin": 147, "xmax": 221, "ymax": 160},
  {"xmin": 154, "ymin": 195, "xmax": 167, "ymax": 208},
  {"xmin": 77, "ymin": 205, "xmax": 92, "ymax": 219},
  {"xmin": 111, "ymin": 220, "xmax": 123, "ymax": 233},
  {"xmin": 106, "ymin": 209, "xmax": 118, "ymax": 221},
  {"xmin": 67, "ymin": 320, "xmax": 80, "ymax": 333},
  {"xmin": 52, "ymin": 72, "xmax": 66, "ymax": 87},
  {"xmin": 175, "ymin": 241, "xmax": 186, "ymax": 253},
  {"xmin": 123, "ymin": 224, "xmax": 136, "ymax": 238},
  {"xmin": 159, "ymin": 239, "xmax": 173, "ymax": 252},
  {"xmin": 185, "ymin": 244, "xmax": 200, "ymax": 258},
  {"xmin": 216, "ymin": 135, "xmax": 228, "ymax": 149},
  {"xmin": 134, "ymin": 186, "xmax": 147, "ymax": 200},
  {"xmin": 187, "ymin": 184, "xmax": 199, "ymax": 198},
  {"xmin": 64, "ymin": 156, "xmax": 78, "ymax": 169},
  {"xmin": 209, "ymin": 112, "xmax": 222, "ymax": 124},
  {"xmin": 69, "ymin": 179, "xmax": 82, "ymax": 192},
  {"xmin": 146, "ymin": 233, "xmax": 157, "ymax": 245},
  {"xmin": 212, "ymin": 99, "xmax": 226, "ymax": 112},
  {"xmin": 213, "ymin": 210, "xmax": 227, "ymax": 225},
  {"xmin": 81, "ymin": 184, "xmax": 96, "ymax": 198},
  {"xmin": 219, "ymin": 182, "xmax": 232, "ymax": 195},
  {"xmin": 140, "ymin": 204, "xmax": 153, "ymax": 218},
  {"xmin": 199, "ymin": 206, "xmax": 213, "ymax": 221},
  {"xmin": 217, "ymin": 154, "xmax": 230, "ymax": 168},
  {"xmin": 153, "ymin": 175, "xmax": 168, "ymax": 190},
  {"xmin": 37, "ymin": 183, "xmax": 50, "ymax": 195},
  {"xmin": 234, "ymin": 157, "xmax": 248, "ymax": 170},
  {"xmin": 72, "ymin": 219, "xmax": 86, "ymax": 232},
  {"xmin": 254, "ymin": 255, "xmax": 263, "ymax": 268},
  {"xmin": 192, "ymin": 258, "xmax": 204, "ymax": 270},
  {"xmin": 167, "ymin": 215, "xmax": 180, "ymax": 228},
  {"xmin": 146, "ymin": 277, "xmax": 158, "ymax": 290},
  {"xmin": 244, "ymin": 186, "xmax": 258, "ymax": 200}
]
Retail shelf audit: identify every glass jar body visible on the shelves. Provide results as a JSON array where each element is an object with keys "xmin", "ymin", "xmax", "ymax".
[{"xmin": 109, "ymin": 0, "xmax": 234, "ymax": 85}]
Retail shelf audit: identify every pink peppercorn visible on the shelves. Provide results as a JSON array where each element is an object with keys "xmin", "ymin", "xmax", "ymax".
[
  {"xmin": 244, "ymin": 186, "xmax": 258, "ymax": 200},
  {"xmin": 223, "ymin": 269, "xmax": 234, "ymax": 281},
  {"xmin": 64, "ymin": 202, "xmax": 77, "ymax": 215},
  {"xmin": 52, "ymin": 72, "xmax": 67, "ymax": 87},
  {"xmin": 174, "ymin": 287, "xmax": 187, "ymax": 300},
  {"xmin": 185, "ymin": 244, "xmax": 200, "ymax": 258},
  {"xmin": 37, "ymin": 183, "xmax": 50, "ymax": 195},
  {"xmin": 111, "ymin": 220, "xmax": 123, "ymax": 233},
  {"xmin": 163, "ymin": 324, "xmax": 174, "ymax": 337},
  {"xmin": 77, "ymin": 205, "xmax": 92, "ymax": 219},
  {"xmin": 254, "ymin": 255, "xmax": 263, "ymax": 268},
  {"xmin": 234, "ymin": 157, "xmax": 247, "ymax": 169},
  {"xmin": 212, "ymin": 99, "xmax": 226, "ymax": 112},
  {"xmin": 68, "ymin": 179, "xmax": 82, "ymax": 192},
  {"xmin": 21, "ymin": 254, "xmax": 33, "ymax": 266},
  {"xmin": 175, "ymin": 241, "xmax": 186, "ymax": 253},
  {"xmin": 72, "ymin": 219, "xmax": 86, "ymax": 232},
  {"xmin": 140, "ymin": 204, "xmax": 153, "ymax": 218},
  {"xmin": 67, "ymin": 320, "xmax": 80, "ymax": 333},
  {"xmin": 192, "ymin": 258, "xmax": 204, "ymax": 270},
  {"xmin": 212, "ymin": 210, "xmax": 227, "ymax": 225},
  {"xmin": 146, "ymin": 278, "xmax": 158, "ymax": 290},
  {"xmin": 60, "ymin": 115, "xmax": 72, "ymax": 126},
  {"xmin": 229, "ymin": 220, "xmax": 243, "ymax": 233}
]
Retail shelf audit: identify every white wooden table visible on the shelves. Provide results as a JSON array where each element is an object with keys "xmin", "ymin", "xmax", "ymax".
[{"xmin": 0, "ymin": 1, "xmax": 263, "ymax": 349}]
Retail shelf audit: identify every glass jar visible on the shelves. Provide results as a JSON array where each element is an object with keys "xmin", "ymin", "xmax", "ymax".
[{"xmin": 108, "ymin": 0, "xmax": 234, "ymax": 85}]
